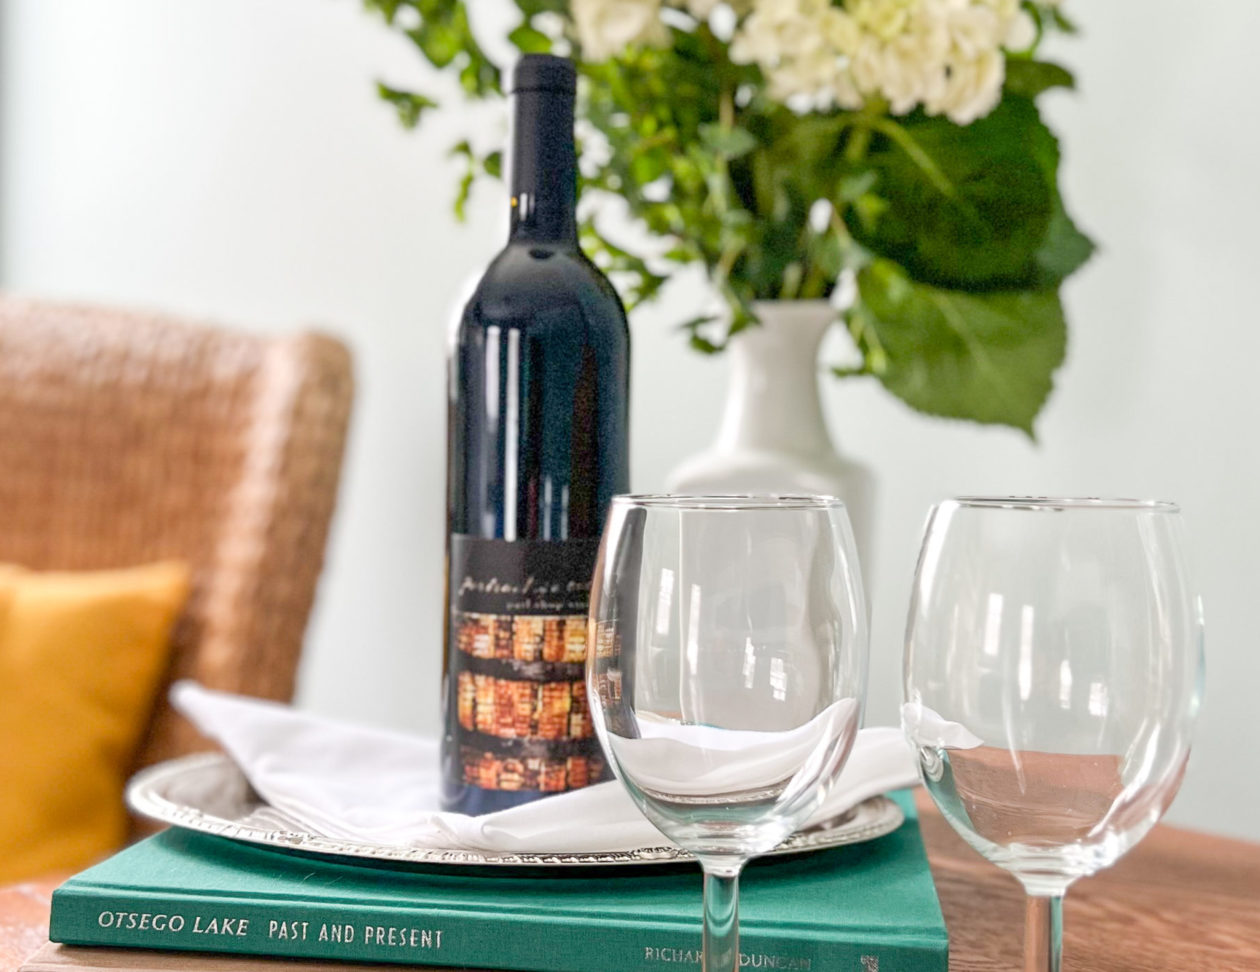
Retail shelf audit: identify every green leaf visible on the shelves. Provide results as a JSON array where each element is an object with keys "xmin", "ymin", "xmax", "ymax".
[
  {"xmin": 772, "ymin": 114, "xmax": 849, "ymax": 168},
  {"xmin": 1049, "ymin": 7, "xmax": 1079, "ymax": 34},
  {"xmin": 578, "ymin": 221, "xmax": 667, "ymax": 309},
  {"xmin": 450, "ymin": 141, "xmax": 475, "ymax": 220},
  {"xmin": 803, "ymin": 230, "xmax": 844, "ymax": 289},
  {"xmin": 454, "ymin": 170, "xmax": 475, "ymax": 220},
  {"xmin": 508, "ymin": 23, "xmax": 551, "ymax": 54},
  {"xmin": 459, "ymin": 55, "xmax": 499, "ymax": 96},
  {"xmin": 698, "ymin": 123, "xmax": 759, "ymax": 160},
  {"xmin": 1016, "ymin": 109, "xmax": 1095, "ymax": 286},
  {"xmin": 851, "ymin": 98, "xmax": 1057, "ymax": 289},
  {"xmin": 677, "ymin": 314, "xmax": 720, "ymax": 333},
  {"xmin": 362, "ymin": 0, "xmax": 404, "ymax": 25},
  {"xmin": 1034, "ymin": 194, "xmax": 1095, "ymax": 285},
  {"xmin": 1004, "ymin": 59, "xmax": 1075, "ymax": 99},
  {"xmin": 663, "ymin": 244, "xmax": 696, "ymax": 263},
  {"xmin": 852, "ymin": 260, "xmax": 1067, "ymax": 436},
  {"xmin": 395, "ymin": 2, "xmax": 501, "ymax": 96},
  {"xmin": 852, "ymin": 192, "xmax": 888, "ymax": 233},
  {"xmin": 376, "ymin": 83, "xmax": 439, "ymax": 129},
  {"xmin": 446, "ymin": 142, "xmax": 504, "ymax": 219},
  {"xmin": 410, "ymin": 21, "xmax": 463, "ymax": 68},
  {"xmin": 515, "ymin": 0, "xmax": 569, "ymax": 13},
  {"xmin": 837, "ymin": 171, "xmax": 878, "ymax": 203}
]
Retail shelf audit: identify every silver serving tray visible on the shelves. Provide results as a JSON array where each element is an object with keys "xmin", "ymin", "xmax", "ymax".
[{"xmin": 128, "ymin": 752, "xmax": 903, "ymax": 867}]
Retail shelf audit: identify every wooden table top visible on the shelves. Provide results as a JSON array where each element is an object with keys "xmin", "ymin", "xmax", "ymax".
[
  {"xmin": 911, "ymin": 792, "xmax": 1260, "ymax": 970},
  {"xmin": 4, "ymin": 795, "xmax": 1260, "ymax": 971}
]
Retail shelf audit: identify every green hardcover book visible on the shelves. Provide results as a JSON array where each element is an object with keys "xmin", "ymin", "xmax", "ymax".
[{"xmin": 50, "ymin": 792, "xmax": 947, "ymax": 972}]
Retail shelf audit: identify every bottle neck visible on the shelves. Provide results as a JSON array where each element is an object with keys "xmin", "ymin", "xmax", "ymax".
[{"xmin": 509, "ymin": 87, "xmax": 578, "ymax": 246}]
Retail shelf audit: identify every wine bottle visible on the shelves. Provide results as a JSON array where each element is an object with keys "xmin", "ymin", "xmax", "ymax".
[{"xmin": 442, "ymin": 54, "xmax": 630, "ymax": 814}]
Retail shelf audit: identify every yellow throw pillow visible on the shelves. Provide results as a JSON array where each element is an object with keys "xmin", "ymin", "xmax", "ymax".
[{"xmin": 0, "ymin": 561, "xmax": 190, "ymax": 881}]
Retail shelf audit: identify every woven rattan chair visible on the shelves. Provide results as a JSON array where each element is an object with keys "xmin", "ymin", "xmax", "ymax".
[{"xmin": 0, "ymin": 296, "xmax": 353, "ymax": 769}]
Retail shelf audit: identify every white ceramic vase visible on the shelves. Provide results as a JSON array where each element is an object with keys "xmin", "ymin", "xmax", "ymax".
[{"xmin": 666, "ymin": 299, "xmax": 876, "ymax": 564}]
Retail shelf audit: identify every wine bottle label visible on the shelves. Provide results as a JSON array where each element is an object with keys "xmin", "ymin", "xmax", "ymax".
[{"xmin": 446, "ymin": 536, "xmax": 607, "ymax": 796}]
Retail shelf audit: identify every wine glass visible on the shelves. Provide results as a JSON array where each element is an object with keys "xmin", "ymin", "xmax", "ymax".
[
  {"xmin": 587, "ymin": 495, "xmax": 869, "ymax": 972},
  {"xmin": 903, "ymin": 498, "xmax": 1204, "ymax": 971}
]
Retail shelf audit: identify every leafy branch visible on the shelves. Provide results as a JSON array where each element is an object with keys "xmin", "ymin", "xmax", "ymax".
[{"xmin": 362, "ymin": 1, "xmax": 1093, "ymax": 436}]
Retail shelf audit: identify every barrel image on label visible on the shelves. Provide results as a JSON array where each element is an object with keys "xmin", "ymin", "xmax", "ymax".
[{"xmin": 442, "ymin": 537, "xmax": 608, "ymax": 811}]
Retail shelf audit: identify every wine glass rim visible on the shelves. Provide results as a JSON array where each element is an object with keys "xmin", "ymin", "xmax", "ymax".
[
  {"xmin": 947, "ymin": 495, "xmax": 1181, "ymax": 513},
  {"xmin": 611, "ymin": 493, "xmax": 847, "ymax": 511}
]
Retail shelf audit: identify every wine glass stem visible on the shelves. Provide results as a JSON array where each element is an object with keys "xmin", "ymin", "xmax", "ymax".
[
  {"xmin": 701, "ymin": 861, "xmax": 742, "ymax": 972},
  {"xmin": 1024, "ymin": 894, "xmax": 1064, "ymax": 972}
]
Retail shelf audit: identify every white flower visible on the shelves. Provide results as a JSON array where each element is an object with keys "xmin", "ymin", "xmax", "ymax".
[
  {"xmin": 572, "ymin": 0, "xmax": 670, "ymax": 61},
  {"xmin": 683, "ymin": 0, "xmax": 722, "ymax": 16},
  {"xmin": 731, "ymin": 0, "xmax": 1032, "ymax": 124},
  {"xmin": 731, "ymin": 0, "xmax": 860, "ymax": 106},
  {"xmin": 940, "ymin": 4, "xmax": 1003, "ymax": 61},
  {"xmin": 1004, "ymin": 9, "xmax": 1037, "ymax": 50},
  {"xmin": 925, "ymin": 45, "xmax": 1004, "ymax": 123},
  {"xmin": 849, "ymin": 0, "xmax": 914, "ymax": 41},
  {"xmin": 681, "ymin": 0, "xmax": 758, "ymax": 25}
]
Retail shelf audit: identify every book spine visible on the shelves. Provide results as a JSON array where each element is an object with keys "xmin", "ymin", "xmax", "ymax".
[{"xmin": 50, "ymin": 888, "xmax": 945, "ymax": 972}]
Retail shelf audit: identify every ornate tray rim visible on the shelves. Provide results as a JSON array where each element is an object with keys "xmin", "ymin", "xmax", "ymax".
[{"xmin": 127, "ymin": 752, "xmax": 904, "ymax": 867}]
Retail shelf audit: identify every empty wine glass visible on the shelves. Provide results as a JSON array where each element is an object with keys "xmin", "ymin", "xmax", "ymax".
[
  {"xmin": 903, "ymin": 498, "xmax": 1203, "ymax": 971},
  {"xmin": 587, "ymin": 495, "xmax": 869, "ymax": 972}
]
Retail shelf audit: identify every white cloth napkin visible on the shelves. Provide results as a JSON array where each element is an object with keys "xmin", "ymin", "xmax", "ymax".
[
  {"xmin": 617, "ymin": 699, "xmax": 860, "ymax": 797},
  {"xmin": 901, "ymin": 701, "xmax": 984, "ymax": 749},
  {"xmin": 171, "ymin": 681, "xmax": 919, "ymax": 854}
]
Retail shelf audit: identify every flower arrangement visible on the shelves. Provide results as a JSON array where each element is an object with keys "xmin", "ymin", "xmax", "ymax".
[{"xmin": 366, "ymin": 0, "xmax": 1091, "ymax": 435}]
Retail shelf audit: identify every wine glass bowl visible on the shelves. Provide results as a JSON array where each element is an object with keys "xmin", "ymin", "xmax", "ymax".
[
  {"xmin": 587, "ymin": 494, "xmax": 868, "ymax": 969},
  {"xmin": 903, "ymin": 497, "xmax": 1203, "ymax": 968}
]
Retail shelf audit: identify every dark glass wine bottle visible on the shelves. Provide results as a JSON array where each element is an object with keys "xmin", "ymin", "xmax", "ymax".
[{"xmin": 442, "ymin": 55, "xmax": 630, "ymax": 814}]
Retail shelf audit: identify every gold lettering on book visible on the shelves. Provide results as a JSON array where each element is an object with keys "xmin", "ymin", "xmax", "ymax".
[
  {"xmin": 641, "ymin": 946, "xmax": 811, "ymax": 969},
  {"xmin": 737, "ymin": 954, "xmax": 811, "ymax": 969},
  {"xmin": 269, "ymin": 920, "xmax": 310, "ymax": 940},
  {"xmin": 191, "ymin": 916, "xmax": 249, "ymax": 936},
  {"xmin": 643, "ymin": 946, "xmax": 702, "ymax": 963},
  {"xmin": 361, "ymin": 925, "xmax": 443, "ymax": 949},
  {"xmin": 97, "ymin": 912, "xmax": 184, "ymax": 932}
]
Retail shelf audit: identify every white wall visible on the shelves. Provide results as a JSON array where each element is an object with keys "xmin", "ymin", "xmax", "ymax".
[{"xmin": 3, "ymin": 1, "xmax": 1257, "ymax": 839}]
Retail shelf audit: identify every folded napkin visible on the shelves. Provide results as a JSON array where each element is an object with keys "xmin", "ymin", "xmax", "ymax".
[
  {"xmin": 901, "ymin": 701, "xmax": 984, "ymax": 749},
  {"xmin": 171, "ymin": 681, "xmax": 920, "ymax": 854},
  {"xmin": 616, "ymin": 699, "xmax": 860, "ymax": 797}
]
